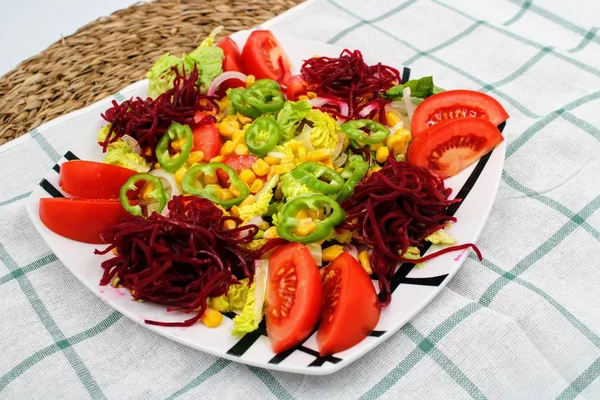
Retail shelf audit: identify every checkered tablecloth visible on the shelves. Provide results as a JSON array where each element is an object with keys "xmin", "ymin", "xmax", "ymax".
[{"xmin": 1, "ymin": 0, "xmax": 600, "ymax": 398}]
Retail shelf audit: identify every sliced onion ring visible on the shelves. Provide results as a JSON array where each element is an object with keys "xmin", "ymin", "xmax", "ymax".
[
  {"xmin": 300, "ymin": 124, "xmax": 316, "ymax": 152},
  {"xmin": 306, "ymin": 243, "xmax": 323, "ymax": 266},
  {"xmin": 149, "ymin": 169, "xmax": 181, "ymax": 216},
  {"xmin": 207, "ymin": 71, "xmax": 248, "ymax": 97},
  {"xmin": 266, "ymin": 151, "xmax": 286, "ymax": 159},
  {"xmin": 121, "ymin": 134, "xmax": 141, "ymax": 155},
  {"xmin": 331, "ymin": 130, "xmax": 345, "ymax": 160},
  {"xmin": 333, "ymin": 152, "xmax": 348, "ymax": 168},
  {"xmin": 403, "ymin": 87, "xmax": 415, "ymax": 123},
  {"xmin": 310, "ymin": 97, "xmax": 349, "ymax": 117}
]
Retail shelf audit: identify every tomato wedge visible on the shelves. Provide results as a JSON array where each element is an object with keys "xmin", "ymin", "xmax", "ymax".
[
  {"xmin": 58, "ymin": 161, "xmax": 137, "ymax": 199},
  {"xmin": 284, "ymin": 74, "xmax": 308, "ymax": 100},
  {"xmin": 39, "ymin": 198, "xmax": 130, "ymax": 244},
  {"xmin": 216, "ymin": 37, "xmax": 246, "ymax": 94},
  {"xmin": 411, "ymin": 90, "xmax": 509, "ymax": 137},
  {"xmin": 407, "ymin": 118, "xmax": 504, "ymax": 179},
  {"xmin": 266, "ymin": 243, "xmax": 323, "ymax": 353},
  {"xmin": 192, "ymin": 112, "xmax": 222, "ymax": 162},
  {"xmin": 216, "ymin": 155, "xmax": 266, "ymax": 185},
  {"xmin": 241, "ymin": 30, "xmax": 291, "ymax": 82},
  {"xmin": 317, "ymin": 252, "xmax": 380, "ymax": 356}
]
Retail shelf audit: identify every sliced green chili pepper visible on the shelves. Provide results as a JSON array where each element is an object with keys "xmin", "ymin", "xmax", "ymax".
[
  {"xmin": 340, "ymin": 119, "xmax": 390, "ymax": 145},
  {"xmin": 229, "ymin": 88, "xmax": 262, "ymax": 118},
  {"xmin": 156, "ymin": 122, "xmax": 193, "ymax": 173},
  {"xmin": 337, "ymin": 158, "xmax": 369, "ymax": 201},
  {"xmin": 182, "ymin": 162, "xmax": 249, "ymax": 208},
  {"xmin": 291, "ymin": 162, "xmax": 344, "ymax": 195},
  {"xmin": 243, "ymin": 87, "xmax": 285, "ymax": 114},
  {"xmin": 245, "ymin": 117, "xmax": 280, "ymax": 156},
  {"xmin": 251, "ymin": 79, "xmax": 281, "ymax": 91},
  {"xmin": 120, "ymin": 173, "xmax": 167, "ymax": 217},
  {"xmin": 277, "ymin": 194, "xmax": 345, "ymax": 244}
]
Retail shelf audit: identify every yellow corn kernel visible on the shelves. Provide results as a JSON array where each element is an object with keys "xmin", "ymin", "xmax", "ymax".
[
  {"xmin": 258, "ymin": 221, "xmax": 270, "ymax": 230},
  {"xmin": 297, "ymin": 95, "xmax": 309, "ymax": 101},
  {"xmin": 232, "ymin": 128, "xmax": 246, "ymax": 145},
  {"xmin": 395, "ymin": 128, "xmax": 412, "ymax": 139},
  {"xmin": 239, "ymin": 194, "xmax": 256, "ymax": 207},
  {"xmin": 141, "ymin": 182, "xmax": 155, "ymax": 200},
  {"xmin": 230, "ymin": 183, "xmax": 247, "ymax": 198},
  {"xmin": 246, "ymin": 74, "xmax": 256, "ymax": 88},
  {"xmin": 274, "ymin": 182, "xmax": 283, "ymax": 200},
  {"xmin": 294, "ymin": 218, "xmax": 317, "ymax": 237},
  {"xmin": 186, "ymin": 151, "xmax": 205, "ymax": 166},
  {"xmin": 307, "ymin": 148, "xmax": 332, "ymax": 162},
  {"xmin": 370, "ymin": 143, "xmax": 382, "ymax": 151},
  {"xmin": 308, "ymin": 208, "xmax": 324, "ymax": 220},
  {"xmin": 273, "ymin": 163, "xmax": 296, "ymax": 175},
  {"xmin": 249, "ymin": 179, "xmax": 264, "ymax": 194},
  {"xmin": 210, "ymin": 155, "xmax": 224, "ymax": 163},
  {"xmin": 307, "ymin": 91, "xmax": 317, "ymax": 99},
  {"xmin": 174, "ymin": 167, "xmax": 187, "ymax": 185},
  {"xmin": 171, "ymin": 138, "xmax": 187, "ymax": 151},
  {"xmin": 296, "ymin": 146, "xmax": 306, "ymax": 162},
  {"xmin": 154, "ymin": 162, "xmax": 161, "ymax": 169},
  {"xmin": 386, "ymin": 134, "xmax": 408, "ymax": 153},
  {"xmin": 358, "ymin": 250, "xmax": 373, "ymax": 275},
  {"xmin": 251, "ymin": 159, "xmax": 271, "ymax": 176},
  {"xmin": 143, "ymin": 146, "xmax": 152, "ymax": 157},
  {"xmin": 111, "ymin": 247, "xmax": 119, "ymax": 255},
  {"xmin": 216, "ymin": 97, "xmax": 230, "ymax": 112},
  {"xmin": 217, "ymin": 119, "xmax": 238, "ymax": 138},
  {"xmin": 296, "ymin": 209, "xmax": 310, "ymax": 219},
  {"xmin": 234, "ymin": 143, "xmax": 249, "ymax": 156},
  {"xmin": 322, "ymin": 245, "xmax": 344, "ymax": 262},
  {"xmin": 263, "ymin": 156, "xmax": 281, "ymax": 166},
  {"xmin": 221, "ymin": 140, "xmax": 236, "ymax": 156},
  {"xmin": 204, "ymin": 172, "xmax": 219, "ymax": 185},
  {"xmin": 223, "ymin": 219, "xmax": 238, "ymax": 230},
  {"xmin": 200, "ymin": 308, "xmax": 223, "ymax": 328},
  {"xmin": 367, "ymin": 166, "xmax": 382, "ymax": 178},
  {"xmin": 237, "ymin": 113, "xmax": 253, "ymax": 125},
  {"xmin": 282, "ymin": 155, "xmax": 294, "ymax": 164},
  {"xmin": 335, "ymin": 167, "xmax": 344, "ymax": 174},
  {"xmin": 230, "ymin": 206, "xmax": 240, "ymax": 217},
  {"xmin": 264, "ymin": 226, "xmax": 279, "ymax": 239},
  {"xmin": 386, "ymin": 111, "xmax": 402, "ymax": 127},
  {"xmin": 215, "ymin": 187, "xmax": 234, "ymax": 201},
  {"xmin": 323, "ymin": 158, "xmax": 335, "ymax": 170},
  {"xmin": 238, "ymin": 169, "xmax": 256, "ymax": 185},
  {"xmin": 288, "ymin": 140, "xmax": 303, "ymax": 151},
  {"xmin": 376, "ymin": 146, "xmax": 390, "ymax": 164}
]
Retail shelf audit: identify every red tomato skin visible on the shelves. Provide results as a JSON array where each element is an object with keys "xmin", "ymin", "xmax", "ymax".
[
  {"xmin": 241, "ymin": 30, "xmax": 291, "ymax": 82},
  {"xmin": 39, "ymin": 198, "xmax": 129, "ymax": 244},
  {"xmin": 317, "ymin": 252, "xmax": 380, "ymax": 356},
  {"xmin": 267, "ymin": 243, "xmax": 323, "ymax": 354},
  {"xmin": 216, "ymin": 37, "xmax": 246, "ymax": 94},
  {"xmin": 216, "ymin": 155, "xmax": 265, "ymax": 185},
  {"xmin": 191, "ymin": 112, "xmax": 221, "ymax": 161},
  {"xmin": 411, "ymin": 90, "xmax": 509, "ymax": 137},
  {"xmin": 58, "ymin": 161, "xmax": 137, "ymax": 199},
  {"xmin": 285, "ymin": 75, "xmax": 309, "ymax": 100}
]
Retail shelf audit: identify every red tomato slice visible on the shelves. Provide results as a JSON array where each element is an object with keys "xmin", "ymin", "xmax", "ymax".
[
  {"xmin": 407, "ymin": 118, "xmax": 504, "ymax": 179},
  {"xmin": 284, "ymin": 74, "xmax": 308, "ymax": 100},
  {"xmin": 266, "ymin": 243, "xmax": 323, "ymax": 353},
  {"xmin": 411, "ymin": 90, "xmax": 509, "ymax": 137},
  {"xmin": 216, "ymin": 37, "xmax": 246, "ymax": 94},
  {"xmin": 216, "ymin": 155, "xmax": 263, "ymax": 185},
  {"xmin": 58, "ymin": 161, "xmax": 137, "ymax": 199},
  {"xmin": 241, "ymin": 30, "xmax": 291, "ymax": 82},
  {"xmin": 39, "ymin": 198, "xmax": 129, "ymax": 244},
  {"xmin": 192, "ymin": 112, "xmax": 222, "ymax": 161}
]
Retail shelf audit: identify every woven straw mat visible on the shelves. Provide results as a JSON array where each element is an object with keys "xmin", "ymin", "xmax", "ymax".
[{"xmin": 0, "ymin": 0, "xmax": 304, "ymax": 146}]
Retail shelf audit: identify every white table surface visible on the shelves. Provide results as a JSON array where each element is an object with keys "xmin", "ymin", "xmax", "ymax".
[{"xmin": 0, "ymin": 0, "xmax": 141, "ymax": 78}]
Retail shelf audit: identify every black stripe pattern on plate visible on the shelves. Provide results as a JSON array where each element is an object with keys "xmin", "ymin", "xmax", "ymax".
[
  {"xmin": 401, "ymin": 67, "xmax": 411, "ymax": 84},
  {"xmin": 64, "ymin": 151, "xmax": 80, "ymax": 161},
  {"xmin": 39, "ymin": 179, "xmax": 64, "ymax": 198}
]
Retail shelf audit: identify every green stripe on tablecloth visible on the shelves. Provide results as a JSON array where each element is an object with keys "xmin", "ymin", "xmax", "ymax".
[
  {"xmin": 569, "ymin": 28, "xmax": 598, "ymax": 53},
  {"xmin": 501, "ymin": 171, "xmax": 600, "ymax": 240},
  {"xmin": 0, "ymin": 253, "xmax": 58, "ymax": 286},
  {"xmin": 557, "ymin": 358, "xmax": 600, "ymax": 400},
  {"xmin": 0, "ymin": 244, "xmax": 106, "ymax": 400},
  {"xmin": 327, "ymin": 0, "xmax": 417, "ymax": 44},
  {"xmin": 503, "ymin": 0, "xmax": 532, "ymax": 26},
  {"xmin": 479, "ymin": 194, "xmax": 600, "ymax": 307},
  {"xmin": 0, "ymin": 192, "xmax": 31, "ymax": 207},
  {"xmin": 248, "ymin": 367, "xmax": 294, "ymax": 400},
  {"xmin": 481, "ymin": 47, "xmax": 552, "ymax": 93},
  {"xmin": 361, "ymin": 303, "xmax": 481, "ymax": 399},
  {"xmin": 327, "ymin": 0, "xmax": 541, "ymax": 119},
  {"xmin": 403, "ymin": 21, "xmax": 485, "ymax": 66},
  {"xmin": 30, "ymin": 128, "xmax": 60, "ymax": 163},
  {"xmin": 164, "ymin": 359, "xmax": 230, "ymax": 400},
  {"xmin": 0, "ymin": 311, "xmax": 121, "ymax": 394},
  {"xmin": 560, "ymin": 111, "xmax": 600, "ymax": 143},
  {"xmin": 471, "ymin": 254, "xmax": 600, "ymax": 348},
  {"xmin": 403, "ymin": 324, "xmax": 487, "ymax": 399},
  {"xmin": 432, "ymin": 0, "xmax": 600, "ymax": 78}
]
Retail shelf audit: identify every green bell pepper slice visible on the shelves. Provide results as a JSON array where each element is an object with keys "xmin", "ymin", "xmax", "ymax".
[
  {"xmin": 182, "ymin": 162, "xmax": 249, "ymax": 208},
  {"xmin": 120, "ymin": 173, "xmax": 167, "ymax": 217},
  {"xmin": 277, "ymin": 194, "xmax": 345, "ymax": 244},
  {"xmin": 242, "ymin": 87, "xmax": 285, "ymax": 114},
  {"xmin": 341, "ymin": 119, "xmax": 390, "ymax": 145},
  {"xmin": 337, "ymin": 157, "xmax": 369, "ymax": 201},
  {"xmin": 156, "ymin": 122, "xmax": 193, "ymax": 173},
  {"xmin": 245, "ymin": 117, "xmax": 280, "ymax": 156},
  {"xmin": 229, "ymin": 88, "xmax": 262, "ymax": 118},
  {"xmin": 291, "ymin": 162, "xmax": 344, "ymax": 195},
  {"xmin": 251, "ymin": 79, "xmax": 281, "ymax": 91}
]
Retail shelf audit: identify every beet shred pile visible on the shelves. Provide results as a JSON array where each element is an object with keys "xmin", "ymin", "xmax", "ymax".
[
  {"xmin": 340, "ymin": 157, "xmax": 481, "ymax": 305},
  {"xmin": 95, "ymin": 196, "xmax": 284, "ymax": 327}
]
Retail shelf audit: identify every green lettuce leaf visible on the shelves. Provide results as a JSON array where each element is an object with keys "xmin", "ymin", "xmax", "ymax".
[
  {"xmin": 238, "ymin": 175, "xmax": 280, "ymax": 222},
  {"xmin": 425, "ymin": 229, "xmax": 456, "ymax": 245},
  {"xmin": 231, "ymin": 282, "xmax": 260, "ymax": 335},
  {"xmin": 384, "ymin": 76, "xmax": 445, "ymax": 100},
  {"xmin": 146, "ymin": 54, "xmax": 182, "ymax": 99},
  {"xmin": 103, "ymin": 148, "xmax": 151, "ymax": 173},
  {"xmin": 207, "ymin": 279, "xmax": 250, "ymax": 313},
  {"xmin": 279, "ymin": 173, "xmax": 314, "ymax": 200},
  {"xmin": 276, "ymin": 100, "xmax": 313, "ymax": 141},
  {"xmin": 184, "ymin": 46, "xmax": 224, "ymax": 93},
  {"xmin": 304, "ymin": 109, "xmax": 339, "ymax": 151}
]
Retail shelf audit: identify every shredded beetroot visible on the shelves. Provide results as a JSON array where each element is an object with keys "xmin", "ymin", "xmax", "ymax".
[
  {"xmin": 100, "ymin": 65, "xmax": 218, "ymax": 154},
  {"xmin": 95, "ymin": 195, "xmax": 285, "ymax": 327},
  {"xmin": 340, "ymin": 157, "xmax": 481, "ymax": 305},
  {"xmin": 301, "ymin": 49, "xmax": 399, "ymax": 118}
]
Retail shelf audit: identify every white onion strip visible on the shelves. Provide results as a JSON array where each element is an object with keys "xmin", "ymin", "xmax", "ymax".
[
  {"xmin": 207, "ymin": 71, "xmax": 247, "ymax": 97},
  {"xmin": 300, "ymin": 124, "xmax": 316, "ymax": 152},
  {"xmin": 403, "ymin": 87, "xmax": 415, "ymax": 123},
  {"xmin": 121, "ymin": 134, "xmax": 141, "ymax": 155},
  {"xmin": 149, "ymin": 169, "xmax": 181, "ymax": 216},
  {"xmin": 310, "ymin": 97, "xmax": 349, "ymax": 117}
]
